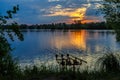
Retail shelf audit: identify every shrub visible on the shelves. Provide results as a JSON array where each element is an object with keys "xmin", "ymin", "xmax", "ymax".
[
  {"xmin": 96, "ymin": 53, "xmax": 120, "ymax": 72},
  {"xmin": 0, "ymin": 54, "xmax": 22, "ymax": 80}
]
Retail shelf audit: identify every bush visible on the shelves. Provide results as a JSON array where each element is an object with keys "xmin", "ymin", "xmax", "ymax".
[
  {"xmin": 96, "ymin": 53, "xmax": 120, "ymax": 72},
  {"xmin": 0, "ymin": 54, "xmax": 22, "ymax": 80}
]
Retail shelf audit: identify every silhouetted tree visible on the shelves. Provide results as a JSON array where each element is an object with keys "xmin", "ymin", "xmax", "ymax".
[
  {"xmin": 74, "ymin": 20, "xmax": 81, "ymax": 28},
  {"xmin": 101, "ymin": 0, "xmax": 120, "ymax": 41},
  {"xmin": 0, "ymin": 5, "xmax": 23, "ymax": 56},
  {"xmin": 0, "ymin": 5, "xmax": 24, "ymax": 80}
]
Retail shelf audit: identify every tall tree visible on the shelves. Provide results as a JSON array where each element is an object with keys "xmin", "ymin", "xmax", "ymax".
[{"xmin": 101, "ymin": 0, "xmax": 120, "ymax": 41}]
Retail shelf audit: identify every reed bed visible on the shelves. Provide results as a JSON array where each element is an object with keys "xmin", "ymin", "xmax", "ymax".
[{"xmin": 0, "ymin": 52, "xmax": 120, "ymax": 80}]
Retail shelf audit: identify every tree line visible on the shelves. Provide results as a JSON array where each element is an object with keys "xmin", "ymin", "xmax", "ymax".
[{"xmin": 2, "ymin": 22, "xmax": 112, "ymax": 30}]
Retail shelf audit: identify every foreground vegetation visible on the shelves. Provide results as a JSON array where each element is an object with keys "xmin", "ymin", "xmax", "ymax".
[{"xmin": 0, "ymin": 53, "xmax": 120, "ymax": 80}]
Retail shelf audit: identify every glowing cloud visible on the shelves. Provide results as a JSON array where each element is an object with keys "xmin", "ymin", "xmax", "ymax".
[
  {"xmin": 44, "ymin": 7, "xmax": 87, "ymax": 22},
  {"xmin": 43, "ymin": 3, "xmax": 103, "ymax": 24},
  {"xmin": 81, "ymin": 19, "xmax": 101, "ymax": 24},
  {"xmin": 70, "ymin": 8, "xmax": 87, "ymax": 20},
  {"xmin": 81, "ymin": 16, "xmax": 104, "ymax": 24}
]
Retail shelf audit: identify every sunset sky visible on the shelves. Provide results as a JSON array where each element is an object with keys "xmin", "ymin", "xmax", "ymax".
[{"xmin": 0, "ymin": 0, "xmax": 104, "ymax": 24}]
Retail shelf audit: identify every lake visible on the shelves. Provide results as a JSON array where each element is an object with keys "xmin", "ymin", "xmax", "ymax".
[{"xmin": 9, "ymin": 30, "xmax": 120, "ymax": 67}]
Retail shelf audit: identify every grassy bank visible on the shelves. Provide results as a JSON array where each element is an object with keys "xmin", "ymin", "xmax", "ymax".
[{"xmin": 0, "ymin": 53, "xmax": 120, "ymax": 80}]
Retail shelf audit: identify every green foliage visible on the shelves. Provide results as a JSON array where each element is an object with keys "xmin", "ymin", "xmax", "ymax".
[
  {"xmin": 17, "ymin": 64, "xmax": 120, "ymax": 80},
  {"xmin": 0, "ymin": 5, "xmax": 23, "ymax": 55},
  {"xmin": 96, "ymin": 53, "xmax": 120, "ymax": 72},
  {"xmin": 101, "ymin": 0, "xmax": 120, "ymax": 41},
  {"xmin": 0, "ymin": 55, "xmax": 120, "ymax": 80},
  {"xmin": 0, "ymin": 54, "xmax": 22, "ymax": 80},
  {"xmin": 0, "ymin": 5, "xmax": 24, "ymax": 80},
  {"xmin": 0, "ymin": 36, "xmax": 11, "ymax": 56}
]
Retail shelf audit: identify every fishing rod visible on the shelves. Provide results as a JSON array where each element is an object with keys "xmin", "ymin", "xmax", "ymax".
[
  {"xmin": 55, "ymin": 52, "xmax": 87, "ymax": 63},
  {"xmin": 69, "ymin": 54, "xmax": 87, "ymax": 63}
]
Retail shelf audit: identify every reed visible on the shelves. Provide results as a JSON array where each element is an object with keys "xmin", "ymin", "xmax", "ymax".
[
  {"xmin": 1, "ymin": 52, "xmax": 120, "ymax": 80},
  {"xmin": 96, "ymin": 53, "xmax": 120, "ymax": 72}
]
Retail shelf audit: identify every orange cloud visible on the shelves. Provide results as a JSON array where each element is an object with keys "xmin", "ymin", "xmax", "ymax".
[
  {"xmin": 81, "ymin": 19, "xmax": 101, "ymax": 24},
  {"xmin": 44, "ymin": 6, "xmax": 102, "ymax": 24},
  {"xmin": 69, "ymin": 8, "xmax": 87, "ymax": 20},
  {"xmin": 45, "ymin": 7, "xmax": 87, "ymax": 21}
]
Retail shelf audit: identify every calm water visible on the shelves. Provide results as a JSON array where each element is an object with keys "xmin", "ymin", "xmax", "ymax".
[{"xmin": 9, "ymin": 30, "xmax": 120, "ymax": 66}]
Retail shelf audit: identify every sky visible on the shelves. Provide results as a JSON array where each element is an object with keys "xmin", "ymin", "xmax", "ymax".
[{"xmin": 0, "ymin": 0, "xmax": 104, "ymax": 24}]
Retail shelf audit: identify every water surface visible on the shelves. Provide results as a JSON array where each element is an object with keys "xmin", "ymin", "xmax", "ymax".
[{"xmin": 9, "ymin": 30, "xmax": 120, "ymax": 66}]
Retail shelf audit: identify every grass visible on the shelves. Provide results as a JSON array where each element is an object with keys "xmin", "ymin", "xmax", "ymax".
[
  {"xmin": 96, "ymin": 53, "xmax": 120, "ymax": 72},
  {"xmin": 0, "ymin": 53, "xmax": 120, "ymax": 80}
]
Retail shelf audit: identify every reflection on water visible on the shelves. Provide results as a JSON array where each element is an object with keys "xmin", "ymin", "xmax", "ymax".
[
  {"xmin": 50, "ymin": 30, "xmax": 118, "ymax": 53},
  {"xmin": 9, "ymin": 30, "xmax": 120, "ymax": 67},
  {"xmin": 70, "ymin": 30, "xmax": 87, "ymax": 50},
  {"xmin": 51, "ymin": 30, "xmax": 87, "ymax": 50}
]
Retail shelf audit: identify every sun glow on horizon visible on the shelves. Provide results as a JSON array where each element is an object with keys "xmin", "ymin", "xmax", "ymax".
[
  {"xmin": 81, "ymin": 19, "xmax": 101, "ymax": 24},
  {"xmin": 70, "ymin": 8, "xmax": 87, "ymax": 20},
  {"xmin": 43, "ymin": 0, "xmax": 100, "ymax": 24},
  {"xmin": 44, "ymin": 7, "xmax": 88, "ymax": 23}
]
